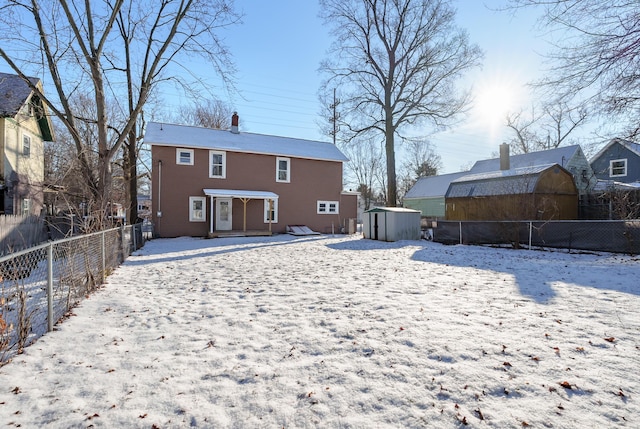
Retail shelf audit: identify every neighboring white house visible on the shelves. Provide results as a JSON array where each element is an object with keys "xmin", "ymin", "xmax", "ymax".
[{"xmin": 0, "ymin": 72, "xmax": 54, "ymax": 215}]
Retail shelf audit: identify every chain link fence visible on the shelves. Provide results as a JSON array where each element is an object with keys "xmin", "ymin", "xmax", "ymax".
[
  {"xmin": 0, "ymin": 224, "xmax": 146, "ymax": 365},
  {"xmin": 432, "ymin": 220, "xmax": 640, "ymax": 254}
]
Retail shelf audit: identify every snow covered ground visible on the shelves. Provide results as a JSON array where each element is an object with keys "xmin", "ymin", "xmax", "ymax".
[{"xmin": 0, "ymin": 234, "xmax": 638, "ymax": 428}]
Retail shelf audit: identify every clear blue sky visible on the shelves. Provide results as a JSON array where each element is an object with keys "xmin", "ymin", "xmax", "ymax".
[
  {"xmin": 1, "ymin": 1, "xmax": 550, "ymax": 175},
  {"xmin": 157, "ymin": 0, "xmax": 550, "ymax": 174}
]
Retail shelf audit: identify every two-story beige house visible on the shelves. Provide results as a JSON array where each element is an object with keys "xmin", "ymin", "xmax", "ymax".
[
  {"xmin": 146, "ymin": 115, "xmax": 358, "ymax": 237},
  {"xmin": 0, "ymin": 72, "xmax": 54, "ymax": 215}
]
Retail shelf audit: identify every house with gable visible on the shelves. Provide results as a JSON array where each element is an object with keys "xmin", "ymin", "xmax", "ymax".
[
  {"xmin": 145, "ymin": 114, "xmax": 358, "ymax": 238},
  {"xmin": 404, "ymin": 144, "xmax": 594, "ymax": 220},
  {"xmin": 0, "ymin": 72, "xmax": 54, "ymax": 215},
  {"xmin": 590, "ymin": 138, "xmax": 640, "ymax": 185}
]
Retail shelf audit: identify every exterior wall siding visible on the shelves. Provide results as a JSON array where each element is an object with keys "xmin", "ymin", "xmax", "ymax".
[
  {"xmin": 404, "ymin": 197, "xmax": 445, "ymax": 218},
  {"xmin": 591, "ymin": 142, "xmax": 640, "ymax": 183},
  {"xmin": 152, "ymin": 145, "xmax": 353, "ymax": 237}
]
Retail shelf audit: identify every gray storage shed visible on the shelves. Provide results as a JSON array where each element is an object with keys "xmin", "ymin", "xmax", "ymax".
[{"xmin": 363, "ymin": 207, "xmax": 421, "ymax": 241}]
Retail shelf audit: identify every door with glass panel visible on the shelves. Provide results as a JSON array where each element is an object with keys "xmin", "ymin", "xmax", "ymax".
[{"xmin": 215, "ymin": 198, "xmax": 232, "ymax": 230}]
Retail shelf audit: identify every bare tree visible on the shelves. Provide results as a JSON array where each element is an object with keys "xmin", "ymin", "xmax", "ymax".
[
  {"xmin": 178, "ymin": 99, "xmax": 235, "ymax": 129},
  {"xmin": 340, "ymin": 137, "xmax": 385, "ymax": 210},
  {"xmin": 506, "ymin": 1, "xmax": 640, "ymax": 138},
  {"xmin": 397, "ymin": 138, "xmax": 441, "ymax": 203},
  {"xmin": 0, "ymin": 0, "xmax": 239, "ymax": 226},
  {"xmin": 505, "ymin": 101, "xmax": 588, "ymax": 154},
  {"xmin": 319, "ymin": 0, "xmax": 482, "ymax": 206}
]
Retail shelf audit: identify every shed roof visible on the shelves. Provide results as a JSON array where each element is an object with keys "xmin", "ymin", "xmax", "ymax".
[
  {"xmin": 145, "ymin": 121, "xmax": 348, "ymax": 162},
  {"xmin": 404, "ymin": 171, "xmax": 469, "ymax": 199},
  {"xmin": 470, "ymin": 145, "xmax": 582, "ymax": 173},
  {"xmin": 446, "ymin": 164, "xmax": 559, "ymax": 198},
  {"xmin": 366, "ymin": 207, "xmax": 421, "ymax": 213}
]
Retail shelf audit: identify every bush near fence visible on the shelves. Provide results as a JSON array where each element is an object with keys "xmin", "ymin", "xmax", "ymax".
[
  {"xmin": 0, "ymin": 223, "xmax": 146, "ymax": 365},
  {"xmin": 433, "ymin": 220, "xmax": 640, "ymax": 254}
]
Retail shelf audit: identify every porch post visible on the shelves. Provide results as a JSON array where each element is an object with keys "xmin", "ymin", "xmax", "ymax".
[
  {"xmin": 209, "ymin": 196, "xmax": 215, "ymax": 234},
  {"xmin": 240, "ymin": 198, "xmax": 250, "ymax": 232},
  {"xmin": 268, "ymin": 199, "xmax": 273, "ymax": 233}
]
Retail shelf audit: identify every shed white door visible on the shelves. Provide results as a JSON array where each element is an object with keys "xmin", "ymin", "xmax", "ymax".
[{"xmin": 215, "ymin": 198, "xmax": 232, "ymax": 230}]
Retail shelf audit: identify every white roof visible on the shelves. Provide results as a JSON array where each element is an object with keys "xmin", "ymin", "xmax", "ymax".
[
  {"xmin": 203, "ymin": 189, "xmax": 279, "ymax": 199},
  {"xmin": 145, "ymin": 121, "xmax": 348, "ymax": 162},
  {"xmin": 470, "ymin": 145, "xmax": 582, "ymax": 173},
  {"xmin": 404, "ymin": 171, "xmax": 469, "ymax": 199}
]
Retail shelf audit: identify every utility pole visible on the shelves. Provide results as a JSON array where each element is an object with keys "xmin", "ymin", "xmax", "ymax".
[{"xmin": 329, "ymin": 88, "xmax": 340, "ymax": 145}]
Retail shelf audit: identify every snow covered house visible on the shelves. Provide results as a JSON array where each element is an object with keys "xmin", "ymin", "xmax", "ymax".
[
  {"xmin": 145, "ymin": 115, "xmax": 357, "ymax": 238},
  {"xmin": 0, "ymin": 72, "xmax": 54, "ymax": 215},
  {"xmin": 403, "ymin": 171, "xmax": 468, "ymax": 220}
]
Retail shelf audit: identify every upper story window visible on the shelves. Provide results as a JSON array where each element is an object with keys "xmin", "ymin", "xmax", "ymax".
[
  {"xmin": 317, "ymin": 200, "xmax": 339, "ymax": 214},
  {"xmin": 276, "ymin": 157, "xmax": 291, "ymax": 183},
  {"xmin": 22, "ymin": 134, "xmax": 31, "ymax": 157},
  {"xmin": 189, "ymin": 196, "xmax": 206, "ymax": 222},
  {"xmin": 210, "ymin": 150, "xmax": 226, "ymax": 178},
  {"xmin": 176, "ymin": 148, "xmax": 194, "ymax": 165},
  {"xmin": 610, "ymin": 159, "xmax": 627, "ymax": 177},
  {"xmin": 22, "ymin": 199, "xmax": 30, "ymax": 215}
]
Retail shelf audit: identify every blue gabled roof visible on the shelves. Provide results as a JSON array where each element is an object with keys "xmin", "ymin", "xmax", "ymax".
[
  {"xmin": 590, "ymin": 138, "xmax": 640, "ymax": 162},
  {"xmin": 144, "ymin": 121, "xmax": 348, "ymax": 163},
  {"xmin": 470, "ymin": 145, "xmax": 582, "ymax": 173}
]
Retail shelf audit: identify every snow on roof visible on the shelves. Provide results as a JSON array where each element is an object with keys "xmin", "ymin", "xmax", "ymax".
[
  {"xmin": 404, "ymin": 171, "xmax": 469, "ymax": 199},
  {"xmin": 203, "ymin": 189, "xmax": 279, "ymax": 199},
  {"xmin": 365, "ymin": 206, "xmax": 421, "ymax": 213},
  {"xmin": 590, "ymin": 138, "xmax": 640, "ymax": 162},
  {"xmin": 0, "ymin": 72, "xmax": 40, "ymax": 117},
  {"xmin": 470, "ymin": 145, "xmax": 582, "ymax": 173},
  {"xmin": 446, "ymin": 164, "xmax": 558, "ymax": 198},
  {"xmin": 592, "ymin": 180, "xmax": 640, "ymax": 192},
  {"xmin": 145, "ymin": 121, "xmax": 349, "ymax": 162}
]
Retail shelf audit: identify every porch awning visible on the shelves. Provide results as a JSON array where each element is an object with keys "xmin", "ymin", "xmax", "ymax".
[{"xmin": 203, "ymin": 189, "xmax": 279, "ymax": 200}]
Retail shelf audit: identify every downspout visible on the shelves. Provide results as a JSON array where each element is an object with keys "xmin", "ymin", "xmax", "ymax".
[{"xmin": 157, "ymin": 160, "xmax": 162, "ymax": 231}]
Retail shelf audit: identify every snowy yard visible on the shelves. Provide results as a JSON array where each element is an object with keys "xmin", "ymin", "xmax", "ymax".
[{"xmin": 0, "ymin": 234, "xmax": 638, "ymax": 428}]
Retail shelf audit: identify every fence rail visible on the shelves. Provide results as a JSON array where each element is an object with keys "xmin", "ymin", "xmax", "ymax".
[
  {"xmin": 0, "ymin": 223, "xmax": 146, "ymax": 365},
  {"xmin": 433, "ymin": 220, "xmax": 640, "ymax": 254}
]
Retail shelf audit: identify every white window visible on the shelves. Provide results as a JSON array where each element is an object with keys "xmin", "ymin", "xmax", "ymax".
[
  {"xmin": 317, "ymin": 200, "xmax": 339, "ymax": 214},
  {"xmin": 189, "ymin": 196, "xmax": 206, "ymax": 222},
  {"xmin": 610, "ymin": 159, "xmax": 627, "ymax": 177},
  {"xmin": 176, "ymin": 148, "xmax": 194, "ymax": 165},
  {"xmin": 22, "ymin": 199, "xmax": 30, "ymax": 215},
  {"xmin": 264, "ymin": 199, "xmax": 278, "ymax": 223},
  {"xmin": 276, "ymin": 157, "xmax": 291, "ymax": 183},
  {"xmin": 23, "ymin": 134, "xmax": 31, "ymax": 157},
  {"xmin": 209, "ymin": 150, "xmax": 226, "ymax": 178}
]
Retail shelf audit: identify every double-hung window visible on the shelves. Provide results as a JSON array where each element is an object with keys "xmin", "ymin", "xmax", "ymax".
[
  {"xmin": 210, "ymin": 150, "xmax": 226, "ymax": 178},
  {"xmin": 610, "ymin": 159, "xmax": 627, "ymax": 177},
  {"xmin": 22, "ymin": 134, "xmax": 31, "ymax": 157},
  {"xmin": 317, "ymin": 200, "xmax": 339, "ymax": 214},
  {"xmin": 189, "ymin": 196, "xmax": 206, "ymax": 222},
  {"xmin": 176, "ymin": 148, "xmax": 194, "ymax": 165},
  {"xmin": 276, "ymin": 157, "xmax": 291, "ymax": 183}
]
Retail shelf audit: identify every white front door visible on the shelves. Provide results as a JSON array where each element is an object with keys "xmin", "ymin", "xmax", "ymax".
[{"xmin": 215, "ymin": 198, "xmax": 232, "ymax": 230}]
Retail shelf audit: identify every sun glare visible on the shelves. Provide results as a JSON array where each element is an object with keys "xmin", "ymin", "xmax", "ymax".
[{"xmin": 474, "ymin": 81, "xmax": 517, "ymax": 127}]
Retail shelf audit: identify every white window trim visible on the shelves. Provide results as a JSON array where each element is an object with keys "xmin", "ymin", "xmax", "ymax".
[
  {"xmin": 22, "ymin": 198, "xmax": 30, "ymax": 215},
  {"xmin": 209, "ymin": 150, "xmax": 226, "ymax": 178},
  {"xmin": 189, "ymin": 196, "xmax": 206, "ymax": 222},
  {"xmin": 317, "ymin": 200, "xmax": 339, "ymax": 214},
  {"xmin": 22, "ymin": 134, "xmax": 31, "ymax": 157},
  {"xmin": 610, "ymin": 158, "xmax": 627, "ymax": 177},
  {"xmin": 264, "ymin": 199, "xmax": 278, "ymax": 223},
  {"xmin": 276, "ymin": 157, "xmax": 291, "ymax": 183},
  {"xmin": 176, "ymin": 148, "xmax": 194, "ymax": 165}
]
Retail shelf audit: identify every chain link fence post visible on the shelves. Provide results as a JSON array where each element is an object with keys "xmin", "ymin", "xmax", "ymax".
[{"xmin": 47, "ymin": 241, "xmax": 54, "ymax": 332}]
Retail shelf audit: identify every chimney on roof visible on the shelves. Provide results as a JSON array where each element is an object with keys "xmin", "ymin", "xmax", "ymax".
[
  {"xmin": 500, "ymin": 143, "xmax": 510, "ymax": 171},
  {"xmin": 231, "ymin": 112, "xmax": 239, "ymax": 134}
]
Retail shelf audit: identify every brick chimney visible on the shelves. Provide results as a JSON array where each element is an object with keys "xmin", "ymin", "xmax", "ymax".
[
  {"xmin": 231, "ymin": 112, "xmax": 239, "ymax": 134},
  {"xmin": 499, "ymin": 143, "xmax": 510, "ymax": 171}
]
